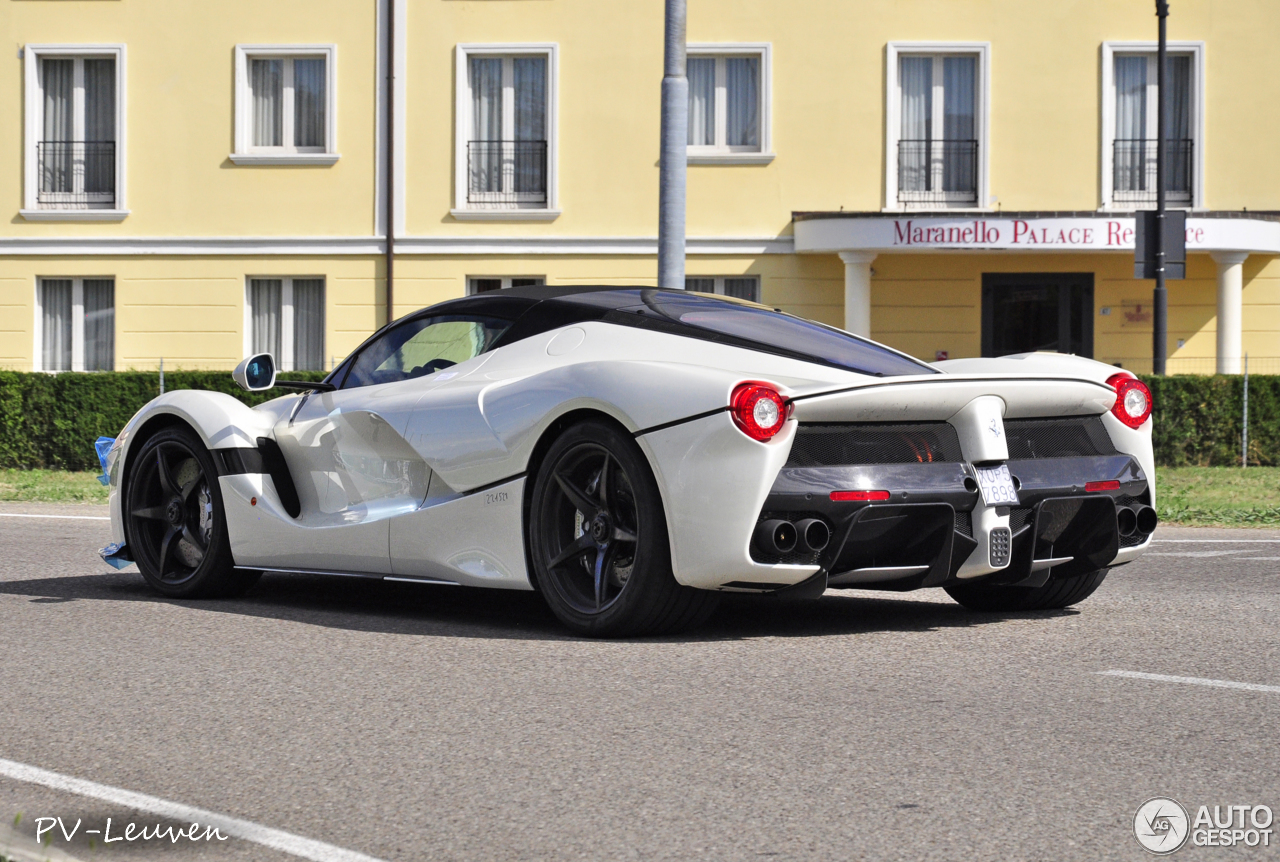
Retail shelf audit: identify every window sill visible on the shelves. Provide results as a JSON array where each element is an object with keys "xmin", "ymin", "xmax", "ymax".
[
  {"xmin": 20, "ymin": 209, "xmax": 130, "ymax": 222},
  {"xmin": 229, "ymin": 153, "xmax": 341, "ymax": 166},
  {"xmin": 881, "ymin": 204, "xmax": 992, "ymax": 214},
  {"xmin": 450, "ymin": 209, "xmax": 561, "ymax": 222},
  {"xmin": 687, "ymin": 152, "xmax": 775, "ymax": 165}
]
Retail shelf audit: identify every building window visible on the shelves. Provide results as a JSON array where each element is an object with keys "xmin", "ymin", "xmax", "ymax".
[
  {"xmin": 23, "ymin": 46, "xmax": 125, "ymax": 218},
  {"xmin": 1102, "ymin": 43, "xmax": 1203, "ymax": 209},
  {"xmin": 247, "ymin": 278, "xmax": 325, "ymax": 371},
  {"xmin": 686, "ymin": 45, "xmax": 772, "ymax": 162},
  {"xmin": 233, "ymin": 46, "xmax": 338, "ymax": 164},
  {"xmin": 454, "ymin": 44, "xmax": 558, "ymax": 218},
  {"xmin": 36, "ymin": 277, "xmax": 115, "ymax": 371},
  {"xmin": 686, "ymin": 276, "xmax": 760, "ymax": 303},
  {"xmin": 886, "ymin": 43, "xmax": 988, "ymax": 210},
  {"xmin": 467, "ymin": 276, "xmax": 545, "ymax": 295}
]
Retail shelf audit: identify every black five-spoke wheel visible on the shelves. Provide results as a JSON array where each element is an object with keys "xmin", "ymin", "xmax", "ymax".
[
  {"xmin": 529, "ymin": 420, "xmax": 718, "ymax": 637},
  {"xmin": 125, "ymin": 426, "xmax": 258, "ymax": 598}
]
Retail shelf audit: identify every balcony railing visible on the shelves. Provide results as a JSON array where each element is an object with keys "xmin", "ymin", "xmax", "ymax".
[
  {"xmin": 1113, "ymin": 138, "xmax": 1193, "ymax": 206},
  {"xmin": 467, "ymin": 140, "xmax": 547, "ymax": 207},
  {"xmin": 897, "ymin": 139, "xmax": 978, "ymax": 206},
  {"xmin": 38, "ymin": 141, "xmax": 116, "ymax": 209}
]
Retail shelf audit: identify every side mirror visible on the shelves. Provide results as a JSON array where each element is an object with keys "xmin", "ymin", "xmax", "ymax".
[{"xmin": 232, "ymin": 353, "xmax": 276, "ymax": 392}]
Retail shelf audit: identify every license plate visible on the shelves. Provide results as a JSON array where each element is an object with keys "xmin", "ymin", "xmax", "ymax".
[{"xmin": 975, "ymin": 464, "xmax": 1019, "ymax": 506}]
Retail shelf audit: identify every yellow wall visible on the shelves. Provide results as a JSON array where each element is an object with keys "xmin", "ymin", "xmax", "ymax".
[
  {"xmin": 4, "ymin": 0, "xmax": 1280, "ymax": 371},
  {"xmin": 1, "ymin": 0, "xmax": 378, "ymax": 238},
  {"xmin": 0, "ymin": 257, "xmax": 383, "ymax": 371}
]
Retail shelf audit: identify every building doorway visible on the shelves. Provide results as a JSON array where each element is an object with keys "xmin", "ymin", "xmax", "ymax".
[{"xmin": 981, "ymin": 273, "xmax": 1094, "ymax": 358}]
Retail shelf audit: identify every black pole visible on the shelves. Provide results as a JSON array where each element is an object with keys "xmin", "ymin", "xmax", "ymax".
[{"xmin": 1153, "ymin": 0, "xmax": 1169, "ymax": 375}]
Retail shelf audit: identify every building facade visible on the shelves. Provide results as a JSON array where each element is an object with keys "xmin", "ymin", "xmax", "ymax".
[{"xmin": 3, "ymin": 0, "xmax": 1279, "ymax": 373}]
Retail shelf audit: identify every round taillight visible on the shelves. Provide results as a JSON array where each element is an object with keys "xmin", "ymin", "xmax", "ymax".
[
  {"xmin": 730, "ymin": 382, "xmax": 789, "ymax": 441},
  {"xmin": 1106, "ymin": 372, "xmax": 1152, "ymax": 428}
]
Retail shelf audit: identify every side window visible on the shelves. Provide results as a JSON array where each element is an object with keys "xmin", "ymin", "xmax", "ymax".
[{"xmin": 342, "ymin": 315, "xmax": 511, "ymax": 389}]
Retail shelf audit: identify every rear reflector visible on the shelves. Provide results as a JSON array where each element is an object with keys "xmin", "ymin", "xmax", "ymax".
[
  {"xmin": 830, "ymin": 490, "xmax": 890, "ymax": 502},
  {"xmin": 1085, "ymin": 480, "xmax": 1120, "ymax": 492}
]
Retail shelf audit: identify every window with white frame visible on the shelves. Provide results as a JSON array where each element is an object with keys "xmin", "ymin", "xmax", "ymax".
[
  {"xmin": 247, "ymin": 278, "xmax": 325, "ymax": 371},
  {"xmin": 233, "ymin": 46, "xmax": 337, "ymax": 164},
  {"xmin": 886, "ymin": 44, "xmax": 988, "ymax": 210},
  {"xmin": 686, "ymin": 276, "xmax": 760, "ymax": 303},
  {"xmin": 23, "ymin": 46, "xmax": 125, "ymax": 216},
  {"xmin": 455, "ymin": 45, "xmax": 557, "ymax": 215},
  {"xmin": 1103, "ymin": 43, "xmax": 1202, "ymax": 208},
  {"xmin": 467, "ymin": 276, "xmax": 545, "ymax": 295},
  {"xmin": 36, "ymin": 277, "xmax": 114, "ymax": 371},
  {"xmin": 686, "ymin": 45, "xmax": 771, "ymax": 161}
]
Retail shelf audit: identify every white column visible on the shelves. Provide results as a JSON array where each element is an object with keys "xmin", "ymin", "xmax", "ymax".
[
  {"xmin": 1211, "ymin": 251, "xmax": 1248, "ymax": 375},
  {"xmin": 838, "ymin": 251, "xmax": 877, "ymax": 337}
]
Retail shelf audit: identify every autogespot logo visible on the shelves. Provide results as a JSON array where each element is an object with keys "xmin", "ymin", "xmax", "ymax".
[{"xmin": 1134, "ymin": 797, "xmax": 1191, "ymax": 855}]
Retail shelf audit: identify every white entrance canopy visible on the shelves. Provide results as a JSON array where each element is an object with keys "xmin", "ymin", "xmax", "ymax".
[{"xmin": 793, "ymin": 211, "xmax": 1280, "ymax": 373}]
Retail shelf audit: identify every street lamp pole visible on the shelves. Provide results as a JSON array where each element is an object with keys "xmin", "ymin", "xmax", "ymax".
[
  {"xmin": 1153, "ymin": 0, "xmax": 1169, "ymax": 375},
  {"xmin": 657, "ymin": 0, "xmax": 688, "ymax": 289}
]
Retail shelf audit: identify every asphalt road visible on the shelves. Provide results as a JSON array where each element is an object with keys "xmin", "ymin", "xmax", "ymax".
[{"xmin": 0, "ymin": 502, "xmax": 1277, "ymax": 862}]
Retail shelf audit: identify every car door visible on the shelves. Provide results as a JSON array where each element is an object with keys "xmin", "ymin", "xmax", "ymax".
[{"xmin": 272, "ymin": 314, "xmax": 510, "ymax": 574}]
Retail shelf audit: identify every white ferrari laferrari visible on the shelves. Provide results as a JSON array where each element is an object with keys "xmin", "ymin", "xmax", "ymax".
[{"xmin": 99, "ymin": 286, "xmax": 1156, "ymax": 636}]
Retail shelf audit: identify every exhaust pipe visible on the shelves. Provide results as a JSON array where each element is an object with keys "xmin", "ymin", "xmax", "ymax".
[
  {"xmin": 1134, "ymin": 505, "xmax": 1158, "ymax": 535},
  {"xmin": 754, "ymin": 520, "xmax": 798, "ymax": 555},
  {"xmin": 794, "ymin": 518, "xmax": 831, "ymax": 553},
  {"xmin": 1116, "ymin": 506, "xmax": 1138, "ymax": 537}
]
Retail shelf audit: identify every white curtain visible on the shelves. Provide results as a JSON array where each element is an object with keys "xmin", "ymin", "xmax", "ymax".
[
  {"xmin": 725, "ymin": 58, "xmax": 759, "ymax": 148},
  {"xmin": 470, "ymin": 58, "xmax": 502, "ymax": 194},
  {"xmin": 1168, "ymin": 55, "xmax": 1192, "ymax": 193},
  {"xmin": 250, "ymin": 279, "xmax": 282, "ymax": 358},
  {"xmin": 292, "ymin": 279, "xmax": 324, "ymax": 371},
  {"xmin": 899, "ymin": 57, "xmax": 931, "ymax": 191},
  {"xmin": 687, "ymin": 58, "xmax": 715, "ymax": 146},
  {"xmin": 251, "ymin": 59, "xmax": 283, "ymax": 147},
  {"xmin": 84, "ymin": 59, "xmax": 116, "ymax": 196},
  {"xmin": 1115, "ymin": 56, "xmax": 1146, "ymax": 140},
  {"xmin": 1114, "ymin": 56, "xmax": 1148, "ymax": 193},
  {"xmin": 41, "ymin": 59, "xmax": 73, "ymax": 195},
  {"xmin": 942, "ymin": 56, "xmax": 976, "ymax": 192},
  {"xmin": 513, "ymin": 57, "xmax": 546, "ymax": 193},
  {"xmin": 293, "ymin": 58, "xmax": 326, "ymax": 148},
  {"xmin": 83, "ymin": 279, "xmax": 114, "ymax": 372},
  {"xmin": 723, "ymin": 277, "xmax": 759, "ymax": 302},
  {"xmin": 40, "ymin": 280, "xmax": 72, "ymax": 372}
]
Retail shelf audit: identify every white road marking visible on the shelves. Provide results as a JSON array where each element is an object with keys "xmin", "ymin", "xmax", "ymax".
[
  {"xmin": 1098, "ymin": 670, "xmax": 1280, "ymax": 694},
  {"xmin": 1144, "ymin": 551, "xmax": 1259, "ymax": 557},
  {"xmin": 0, "ymin": 513, "xmax": 109, "ymax": 521},
  {"xmin": 0, "ymin": 758, "xmax": 389, "ymax": 862},
  {"xmin": 1153, "ymin": 538, "xmax": 1280, "ymax": 543}
]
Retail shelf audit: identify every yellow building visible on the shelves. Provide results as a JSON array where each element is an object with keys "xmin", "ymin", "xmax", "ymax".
[{"xmin": 3, "ymin": 0, "xmax": 1279, "ymax": 374}]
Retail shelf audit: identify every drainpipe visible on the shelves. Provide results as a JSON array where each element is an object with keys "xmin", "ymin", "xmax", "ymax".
[{"xmin": 385, "ymin": 0, "xmax": 396, "ymax": 325}]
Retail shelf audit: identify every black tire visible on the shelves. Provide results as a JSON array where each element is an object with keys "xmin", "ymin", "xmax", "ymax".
[
  {"xmin": 944, "ymin": 569, "xmax": 1108, "ymax": 613},
  {"xmin": 528, "ymin": 419, "xmax": 719, "ymax": 637},
  {"xmin": 124, "ymin": 426, "xmax": 260, "ymax": 598}
]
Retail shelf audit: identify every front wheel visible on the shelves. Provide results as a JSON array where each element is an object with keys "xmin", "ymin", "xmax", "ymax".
[
  {"xmin": 944, "ymin": 569, "xmax": 1108, "ymax": 612},
  {"xmin": 528, "ymin": 420, "xmax": 718, "ymax": 637},
  {"xmin": 124, "ymin": 426, "xmax": 260, "ymax": 598}
]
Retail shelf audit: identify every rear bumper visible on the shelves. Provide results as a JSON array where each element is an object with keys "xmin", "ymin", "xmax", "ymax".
[{"xmin": 753, "ymin": 454, "xmax": 1151, "ymax": 590}]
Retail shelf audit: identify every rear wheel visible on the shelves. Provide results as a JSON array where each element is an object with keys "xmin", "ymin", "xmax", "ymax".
[
  {"xmin": 528, "ymin": 420, "xmax": 718, "ymax": 637},
  {"xmin": 944, "ymin": 569, "xmax": 1107, "ymax": 612},
  {"xmin": 125, "ymin": 426, "xmax": 260, "ymax": 598}
]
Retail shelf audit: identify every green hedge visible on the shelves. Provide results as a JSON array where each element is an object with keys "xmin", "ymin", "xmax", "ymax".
[
  {"xmin": 0, "ymin": 370, "xmax": 1271, "ymax": 470},
  {"xmin": 1143, "ymin": 374, "xmax": 1277, "ymax": 467},
  {"xmin": 0, "ymin": 370, "xmax": 326, "ymax": 471}
]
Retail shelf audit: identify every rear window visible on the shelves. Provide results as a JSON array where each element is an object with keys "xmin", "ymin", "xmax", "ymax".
[{"xmin": 634, "ymin": 291, "xmax": 936, "ymax": 377}]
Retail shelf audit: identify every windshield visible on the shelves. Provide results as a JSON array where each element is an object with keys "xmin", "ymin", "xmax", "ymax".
[{"xmin": 635, "ymin": 291, "xmax": 936, "ymax": 377}]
